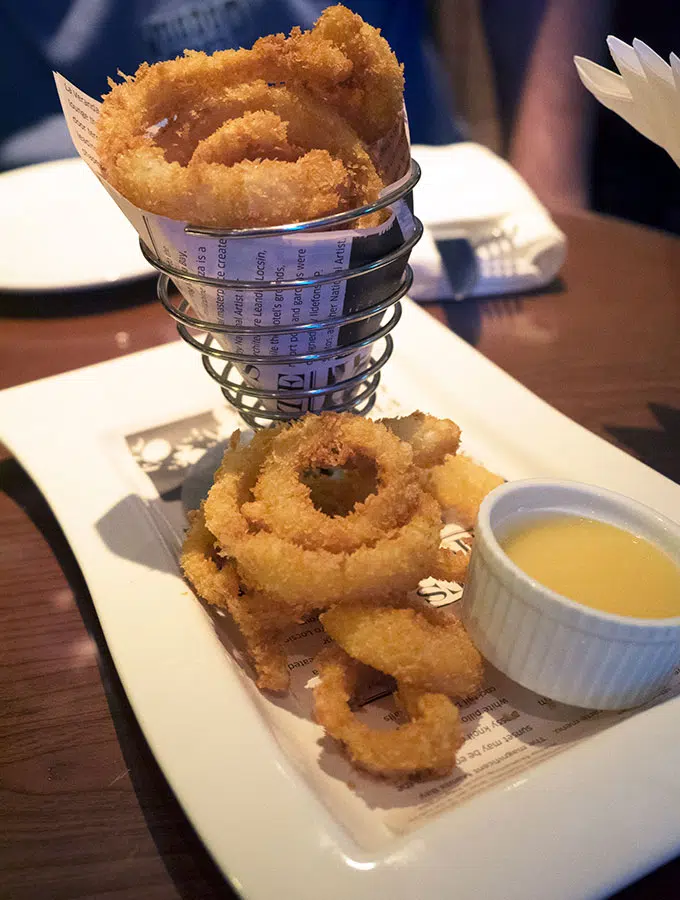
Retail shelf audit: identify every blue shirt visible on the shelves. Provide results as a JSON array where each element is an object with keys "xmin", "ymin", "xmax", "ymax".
[{"xmin": 0, "ymin": 0, "xmax": 463, "ymax": 170}]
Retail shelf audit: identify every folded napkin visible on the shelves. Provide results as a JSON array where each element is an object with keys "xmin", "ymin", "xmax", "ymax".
[
  {"xmin": 408, "ymin": 143, "xmax": 567, "ymax": 301},
  {"xmin": 575, "ymin": 38, "xmax": 680, "ymax": 167}
]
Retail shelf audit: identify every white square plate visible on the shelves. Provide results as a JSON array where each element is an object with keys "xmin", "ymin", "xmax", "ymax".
[{"xmin": 2, "ymin": 298, "xmax": 680, "ymax": 900}]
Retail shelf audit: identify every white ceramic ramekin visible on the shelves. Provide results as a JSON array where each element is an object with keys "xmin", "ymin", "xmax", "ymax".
[{"xmin": 461, "ymin": 479, "xmax": 680, "ymax": 710}]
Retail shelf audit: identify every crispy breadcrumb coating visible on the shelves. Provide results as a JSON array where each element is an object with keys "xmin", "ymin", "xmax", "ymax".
[
  {"xmin": 320, "ymin": 600, "xmax": 483, "ymax": 698},
  {"xmin": 314, "ymin": 645, "xmax": 463, "ymax": 778},
  {"xmin": 97, "ymin": 5, "xmax": 402, "ymax": 226},
  {"xmin": 425, "ymin": 454, "xmax": 505, "ymax": 530}
]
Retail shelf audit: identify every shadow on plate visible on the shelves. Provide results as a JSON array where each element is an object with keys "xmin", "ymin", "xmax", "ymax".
[{"xmin": 95, "ymin": 493, "xmax": 182, "ymax": 577}]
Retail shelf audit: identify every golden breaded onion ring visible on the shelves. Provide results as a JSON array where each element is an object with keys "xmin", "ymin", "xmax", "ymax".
[
  {"xmin": 203, "ymin": 425, "xmax": 342, "ymax": 623},
  {"xmin": 320, "ymin": 601, "xmax": 483, "ymax": 699},
  {"xmin": 188, "ymin": 110, "xmax": 299, "ymax": 166},
  {"xmin": 180, "ymin": 506, "xmax": 241, "ymax": 609},
  {"xmin": 180, "ymin": 506, "xmax": 290, "ymax": 691},
  {"xmin": 203, "ymin": 426, "xmax": 285, "ymax": 547},
  {"xmin": 96, "ymin": 6, "xmax": 399, "ymax": 226},
  {"xmin": 204, "ymin": 414, "xmax": 444, "ymax": 610},
  {"xmin": 241, "ymin": 414, "xmax": 421, "ymax": 553},
  {"xmin": 109, "ymin": 146, "xmax": 353, "ymax": 227},
  {"xmin": 380, "ymin": 411, "xmax": 462, "ymax": 468},
  {"xmin": 424, "ymin": 454, "xmax": 505, "ymax": 530},
  {"xmin": 313, "ymin": 645, "xmax": 463, "ymax": 778},
  {"xmin": 304, "ymin": 4, "xmax": 405, "ymax": 143},
  {"xmin": 99, "ymin": 79, "xmax": 385, "ymax": 225},
  {"xmin": 231, "ymin": 490, "xmax": 442, "ymax": 608}
]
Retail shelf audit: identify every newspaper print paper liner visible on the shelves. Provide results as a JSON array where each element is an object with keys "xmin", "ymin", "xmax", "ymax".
[{"xmin": 54, "ymin": 74, "xmax": 416, "ymax": 413}]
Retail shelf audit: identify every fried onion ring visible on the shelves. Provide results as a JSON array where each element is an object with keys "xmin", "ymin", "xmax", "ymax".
[
  {"xmin": 380, "ymin": 411, "xmax": 461, "ymax": 468},
  {"xmin": 100, "ymin": 77, "xmax": 382, "ymax": 223},
  {"xmin": 320, "ymin": 601, "xmax": 483, "ymax": 699},
  {"xmin": 302, "ymin": 5, "xmax": 405, "ymax": 143},
  {"xmin": 105, "ymin": 144, "xmax": 354, "ymax": 228},
  {"xmin": 313, "ymin": 645, "xmax": 463, "ymax": 778},
  {"xmin": 231, "ymin": 490, "xmax": 442, "ymax": 609},
  {"xmin": 424, "ymin": 453, "xmax": 504, "ymax": 530},
  {"xmin": 180, "ymin": 506, "xmax": 290, "ymax": 692},
  {"xmin": 204, "ymin": 414, "xmax": 444, "ymax": 610},
  {"xmin": 97, "ymin": 6, "xmax": 400, "ymax": 226},
  {"xmin": 380, "ymin": 412, "xmax": 504, "ymax": 527},
  {"xmin": 180, "ymin": 506, "xmax": 240, "ymax": 609},
  {"xmin": 188, "ymin": 110, "xmax": 300, "ymax": 166},
  {"xmin": 204, "ymin": 425, "xmax": 285, "ymax": 546},
  {"xmin": 242, "ymin": 414, "xmax": 421, "ymax": 553}
]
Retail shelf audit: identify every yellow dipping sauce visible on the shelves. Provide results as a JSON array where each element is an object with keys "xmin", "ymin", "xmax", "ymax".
[{"xmin": 501, "ymin": 514, "xmax": 680, "ymax": 619}]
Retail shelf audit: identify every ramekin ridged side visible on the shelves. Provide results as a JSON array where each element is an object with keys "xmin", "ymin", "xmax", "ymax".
[{"xmin": 461, "ymin": 479, "xmax": 680, "ymax": 710}]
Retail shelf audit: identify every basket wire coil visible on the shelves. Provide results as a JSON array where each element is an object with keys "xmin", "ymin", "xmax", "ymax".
[{"xmin": 141, "ymin": 161, "xmax": 422, "ymax": 428}]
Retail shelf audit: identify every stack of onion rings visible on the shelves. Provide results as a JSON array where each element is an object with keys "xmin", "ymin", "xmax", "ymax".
[
  {"xmin": 180, "ymin": 410, "xmax": 502, "ymax": 779},
  {"xmin": 203, "ymin": 413, "xmax": 444, "ymax": 608},
  {"xmin": 97, "ymin": 5, "xmax": 404, "ymax": 227}
]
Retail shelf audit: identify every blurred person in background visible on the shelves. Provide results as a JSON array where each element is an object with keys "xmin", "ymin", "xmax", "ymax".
[
  {"xmin": 436, "ymin": 0, "xmax": 679, "ymax": 234},
  {"xmin": 1, "ymin": 0, "xmax": 677, "ymax": 232},
  {"xmin": 0, "ymin": 0, "xmax": 463, "ymax": 167}
]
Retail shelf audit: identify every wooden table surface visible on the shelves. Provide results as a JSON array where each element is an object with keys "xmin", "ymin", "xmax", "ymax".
[{"xmin": 1, "ymin": 209, "xmax": 679, "ymax": 900}]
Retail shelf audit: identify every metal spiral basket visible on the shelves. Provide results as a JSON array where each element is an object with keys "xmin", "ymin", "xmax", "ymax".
[{"xmin": 141, "ymin": 160, "xmax": 422, "ymax": 429}]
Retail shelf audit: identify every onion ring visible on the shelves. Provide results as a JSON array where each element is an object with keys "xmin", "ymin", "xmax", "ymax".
[
  {"xmin": 204, "ymin": 424, "xmax": 337, "ymax": 621},
  {"xmin": 188, "ymin": 110, "xmax": 300, "ymax": 166},
  {"xmin": 180, "ymin": 506, "xmax": 290, "ymax": 691},
  {"xmin": 380, "ymin": 411, "xmax": 461, "ymax": 468},
  {"xmin": 381, "ymin": 412, "xmax": 503, "ymax": 527},
  {"xmin": 313, "ymin": 645, "xmax": 463, "ymax": 778},
  {"xmin": 424, "ymin": 453, "xmax": 504, "ymax": 530},
  {"xmin": 97, "ymin": 6, "xmax": 400, "ymax": 226},
  {"xmin": 180, "ymin": 507, "xmax": 241, "ymax": 609},
  {"xmin": 204, "ymin": 426, "xmax": 284, "ymax": 546},
  {"xmin": 204, "ymin": 414, "xmax": 444, "ymax": 610},
  {"xmin": 319, "ymin": 601, "xmax": 483, "ymax": 698},
  {"xmin": 242, "ymin": 414, "xmax": 421, "ymax": 553},
  {"xmin": 302, "ymin": 5, "xmax": 405, "ymax": 143},
  {"xmin": 233, "ymin": 489, "xmax": 442, "ymax": 608},
  {"xmin": 106, "ymin": 142, "xmax": 353, "ymax": 228}
]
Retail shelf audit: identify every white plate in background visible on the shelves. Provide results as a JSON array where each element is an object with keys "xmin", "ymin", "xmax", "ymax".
[{"xmin": 0, "ymin": 158, "xmax": 154, "ymax": 292}]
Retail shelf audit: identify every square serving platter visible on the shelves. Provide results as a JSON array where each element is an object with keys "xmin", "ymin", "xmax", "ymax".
[{"xmin": 2, "ymin": 297, "xmax": 680, "ymax": 900}]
